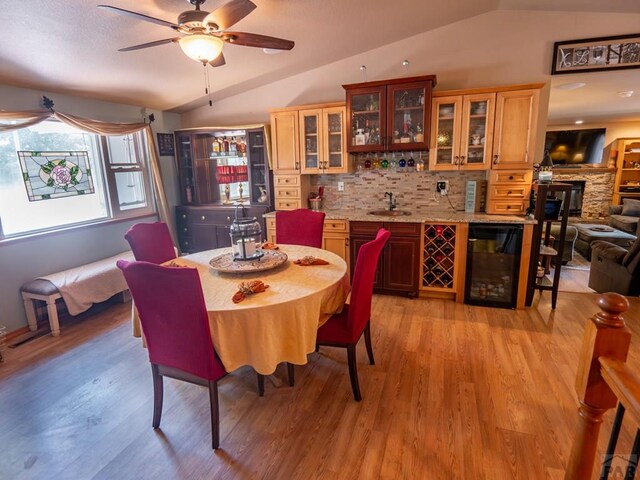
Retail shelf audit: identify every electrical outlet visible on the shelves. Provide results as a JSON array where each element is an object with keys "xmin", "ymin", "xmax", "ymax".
[
  {"xmin": 337, "ymin": 181, "xmax": 345, "ymax": 192},
  {"xmin": 436, "ymin": 180, "xmax": 449, "ymax": 195}
]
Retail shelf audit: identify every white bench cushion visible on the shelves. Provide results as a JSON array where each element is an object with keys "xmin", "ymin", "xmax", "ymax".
[{"xmin": 38, "ymin": 251, "xmax": 134, "ymax": 316}]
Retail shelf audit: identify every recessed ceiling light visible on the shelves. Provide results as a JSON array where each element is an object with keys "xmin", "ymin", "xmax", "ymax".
[
  {"xmin": 618, "ymin": 90, "xmax": 634, "ymax": 98},
  {"xmin": 263, "ymin": 48, "xmax": 284, "ymax": 55},
  {"xmin": 575, "ymin": 120, "xmax": 584, "ymax": 124},
  {"xmin": 555, "ymin": 82, "xmax": 586, "ymax": 90}
]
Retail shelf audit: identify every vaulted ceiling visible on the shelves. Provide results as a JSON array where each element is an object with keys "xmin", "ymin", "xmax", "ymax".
[{"xmin": 1, "ymin": 0, "xmax": 640, "ymax": 122}]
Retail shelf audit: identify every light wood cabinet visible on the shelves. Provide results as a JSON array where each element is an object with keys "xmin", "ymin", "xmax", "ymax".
[
  {"xmin": 271, "ymin": 111, "xmax": 300, "ymax": 173},
  {"xmin": 491, "ymin": 89, "xmax": 539, "ymax": 170},
  {"xmin": 605, "ymin": 138, "xmax": 640, "ymax": 205},
  {"xmin": 299, "ymin": 106, "xmax": 348, "ymax": 174},
  {"xmin": 485, "ymin": 169, "xmax": 533, "ymax": 215},
  {"xmin": 429, "ymin": 93, "xmax": 495, "ymax": 171},
  {"xmin": 265, "ymin": 218, "xmax": 350, "ymax": 273}
]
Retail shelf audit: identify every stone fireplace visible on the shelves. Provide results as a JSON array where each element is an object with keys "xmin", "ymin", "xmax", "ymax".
[{"xmin": 553, "ymin": 169, "xmax": 615, "ymax": 219}]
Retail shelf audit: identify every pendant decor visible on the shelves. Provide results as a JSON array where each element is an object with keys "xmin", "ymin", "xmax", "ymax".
[{"xmin": 17, "ymin": 151, "xmax": 95, "ymax": 201}]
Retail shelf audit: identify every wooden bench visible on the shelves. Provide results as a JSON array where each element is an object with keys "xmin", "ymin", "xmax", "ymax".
[{"xmin": 20, "ymin": 251, "xmax": 134, "ymax": 336}]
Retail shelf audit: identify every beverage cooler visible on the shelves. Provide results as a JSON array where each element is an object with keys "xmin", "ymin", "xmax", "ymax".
[{"xmin": 464, "ymin": 223, "xmax": 523, "ymax": 309}]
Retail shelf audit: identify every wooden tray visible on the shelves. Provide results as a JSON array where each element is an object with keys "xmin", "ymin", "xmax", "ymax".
[{"xmin": 208, "ymin": 250, "xmax": 288, "ymax": 273}]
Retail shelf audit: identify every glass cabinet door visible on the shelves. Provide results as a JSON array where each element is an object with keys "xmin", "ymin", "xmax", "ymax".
[
  {"xmin": 323, "ymin": 106, "xmax": 347, "ymax": 172},
  {"xmin": 387, "ymin": 83, "xmax": 429, "ymax": 151},
  {"xmin": 429, "ymin": 96, "xmax": 462, "ymax": 171},
  {"xmin": 299, "ymin": 109, "xmax": 322, "ymax": 173},
  {"xmin": 459, "ymin": 94, "xmax": 495, "ymax": 171},
  {"xmin": 177, "ymin": 134, "xmax": 194, "ymax": 204},
  {"xmin": 346, "ymin": 87, "xmax": 385, "ymax": 152}
]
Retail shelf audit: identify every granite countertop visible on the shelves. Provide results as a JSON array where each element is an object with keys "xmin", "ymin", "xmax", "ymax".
[{"xmin": 264, "ymin": 209, "xmax": 535, "ymax": 224}]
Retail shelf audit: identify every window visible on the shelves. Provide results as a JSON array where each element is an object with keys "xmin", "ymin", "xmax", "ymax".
[{"xmin": 0, "ymin": 120, "xmax": 154, "ymax": 238}]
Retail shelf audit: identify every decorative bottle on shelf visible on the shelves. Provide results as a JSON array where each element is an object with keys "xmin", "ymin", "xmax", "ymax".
[
  {"xmin": 223, "ymin": 136, "xmax": 230, "ymax": 153},
  {"xmin": 212, "ymin": 139, "xmax": 220, "ymax": 154},
  {"xmin": 230, "ymin": 137, "xmax": 237, "ymax": 154},
  {"xmin": 185, "ymin": 178, "xmax": 193, "ymax": 204},
  {"xmin": 414, "ymin": 123, "xmax": 424, "ymax": 143}
]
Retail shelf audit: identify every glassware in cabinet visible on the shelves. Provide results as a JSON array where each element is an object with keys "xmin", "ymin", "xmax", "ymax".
[
  {"xmin": 387, "ymin": 83, "xmax": 429, "ymax": 151},
  {"xmin": 345, "ymin": 86, "xmax": 386, "ymax": 152},
  {"xmin": 323, "ymin": 107, "xmax": 347, "ymax": 171},
  {"xmin": 299, "ymin": 110, "xmax": 322, "ymax": 172},
  {"xmin": 430, "ymin": 97, "xmax": 462, "ymax": 170},
  {"xmin": 459, "ymin": 94, "xmax": 495, "ymax": 170}
]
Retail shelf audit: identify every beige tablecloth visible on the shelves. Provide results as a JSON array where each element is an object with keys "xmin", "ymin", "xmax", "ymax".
[{"xmin": 134, "ymin": 245, "xmax": 349, "ymax": 375}]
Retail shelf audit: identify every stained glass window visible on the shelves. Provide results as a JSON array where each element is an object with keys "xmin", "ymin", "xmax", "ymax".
[{"xmin": 17, "ymin": 151, "xmax": 95, "ymax": 201}]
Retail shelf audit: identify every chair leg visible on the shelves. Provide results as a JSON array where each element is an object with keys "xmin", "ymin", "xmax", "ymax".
[
  {"xmin": 257, "ymin": 373, "xmax": 265, "ymax": 397},
  {"xmin": 364, "ymin": 321, "xmax": 375, "ymax": 366},
  {"xmin": 208, "ymin": 380, "xmax": 220, "ymax": 450},
  {"xmin": 347, "ymin": 344, "xmax": 362, "ymax": 402},
  {"xmin": 287, "ymin": 363, "xmax": 295, "ymax": 387},
  {"xmin": 151, "ymin": 364, "xmax": 163, "ymax": 428}
]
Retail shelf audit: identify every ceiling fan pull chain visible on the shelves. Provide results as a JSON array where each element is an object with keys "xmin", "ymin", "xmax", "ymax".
[{"xmin": 203, "ymin": 64, "xmax": 213, "ymax": 107}]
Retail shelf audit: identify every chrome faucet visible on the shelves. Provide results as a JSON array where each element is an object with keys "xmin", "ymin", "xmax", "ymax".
[{"xmin": 384, "ymin": 192, "xmax": 396, "ymax": 211}]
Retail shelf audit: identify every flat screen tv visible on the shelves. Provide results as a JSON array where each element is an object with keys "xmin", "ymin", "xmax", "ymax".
[{"xmin": 544, "ymin": 128, "xmax": 606, "ymax": 165}]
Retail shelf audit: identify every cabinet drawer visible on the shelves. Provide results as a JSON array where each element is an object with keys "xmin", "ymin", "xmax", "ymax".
[
  {"xmin": 191, "ymin": 212, "xmax": 234, "ymax": 224},
  {"xmin": 489, "ymin": 170, "xmax": 532, "ymax": 184},
  {"xmin": 487, "ymin": 201, "xmax": 526, "ymax": 214},
  {"xmin": 275, "ymin": 199, "xmax": 302, "ymax": 210},
  {"xmin": 275, "ymin": 187, "xmax": 301, "ymax": 199},
  {"xmin": 490, "ymin": 185, "xmax": 529, "ymax": 199},
  {"xmin": 324, "ymin": 220, "xmax": 348, "ymax": 232},
  {"xmin": 350, "ymin": 221, "xmax": 383, "ymax": 235},
  {"xmin": 266, "ymin": 218, "xmax": 276, "ymax": 231},
  {"xmin": 274, "ymin": 175, "xmax": 301, "ymax": 187},
  {"xmin": 387, "ymin": 222, "xmax": 421, "ymax": 236}
]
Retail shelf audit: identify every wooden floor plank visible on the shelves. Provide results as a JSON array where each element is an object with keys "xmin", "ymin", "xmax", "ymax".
[{"xmin": 1, "ymin": 292, "xmax": 640, "ymax": 479}]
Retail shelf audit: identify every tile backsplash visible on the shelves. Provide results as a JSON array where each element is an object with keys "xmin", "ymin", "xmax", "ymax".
[{"xmin": 311, "ymin": 170, "xmax": 488, "ymax": 212}]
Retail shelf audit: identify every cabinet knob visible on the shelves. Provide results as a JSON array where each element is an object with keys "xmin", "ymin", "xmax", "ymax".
[
  {"xmin": 182, "ymin": 214, "xmax": 187, "ymax": 219},
  {"xmin": 295, "ymin": 161, "xmax": 300, "ymax": 169},
  {"xmin": 185, "ymin": 241, "xmax": 189, "ymax": 245},
  {"xmin": 493, "ymin": 154, "xmax": 500, "ymax": 165},
  {"xmin": 460, "ymin": 155, "xmax": 466, "ymax": 164},
  {"xmin": 183, "ymin": 227, "xmax": 188, "ymax": 232},
  {"xmin": 201, "ymin": 215, "xmax": 206, "ymax": 220},
  {"xmin": 227, "ymin": 216, "xmax": 231, "ymax": 221},
  {"xmin": 508, "ymin": 175, "xmax": 514, "ymax": 180},
  {"xmin": 454, "ymin": 156, "xmax": 459, "ymax": 165},
  {"xmin": 507, "ymin": 205, "xmax": 512, "ymax": 209},
  {"xmin": 508, "ymin": 191, "xmax": 512, "ymax": 195}
]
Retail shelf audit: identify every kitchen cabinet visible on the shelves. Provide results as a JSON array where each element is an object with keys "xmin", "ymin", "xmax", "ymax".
[
  {"xmin": 349, "ymin": 221, "xmax": 420, "ymax": 296},
  {"xmin": 429, "ymin": 93, "xmax": 495, "ymax": 171},
  {"xmin": 265, "ymin": 217, "xmax": 350, "ymax": 273},
  {"xmin": 343, "ymin": 75, "xmax": 436, "ymax": 153},
  {"xmin": 174, "ymin": 126, "xmax": 273, "ymax": 252},
  {"xmin": 491, "ymin": 89, "xmax": 540, "ymax": 169},
  {"xmin": 299, "ymin": 106, "xmax": 348, "ymax": 174},
  {"xmin": 270, "ymin": 111, "xmax": 300, "ymax": 173},
  {"xmin": 605, "ymin": 138, "xmax": 640, "ymax": 204},
  {"xmin": 485, "ymin": 169, "xmax": 533, "ymax": 215}
]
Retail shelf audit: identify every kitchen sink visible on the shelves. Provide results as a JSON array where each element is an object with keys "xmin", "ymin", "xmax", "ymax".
[{"xmin": 367, "ymin": 210, "xmax": 412, "ymax": 216}]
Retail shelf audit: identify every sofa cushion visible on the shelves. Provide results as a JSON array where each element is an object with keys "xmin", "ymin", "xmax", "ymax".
[
  {"xmin": 591, "ymin": 240, "xmax": 628, "ymax": 263},
  {"xmin": 609, "ymin": 214, "xmax": 640, "ymax": 235},
  {"xmin": 622, "ymin": 198, "xmax": 640, "ymax": 217},
  {"xmin": 623, "ymin": 237, "xmax": 640, "ymax": 276}
]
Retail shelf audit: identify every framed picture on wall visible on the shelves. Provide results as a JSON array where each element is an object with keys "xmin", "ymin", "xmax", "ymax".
[
  {"xmin": 551, "ymin": 33, "xmax": 640, "ymax": 74},
  {"xmin": 156, "ymin": 133, "xmax": 175, "ymax": 156}
]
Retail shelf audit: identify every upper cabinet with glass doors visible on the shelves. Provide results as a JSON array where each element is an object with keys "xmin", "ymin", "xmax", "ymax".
[
  {"xmin": 430, "ymin": 93, "xmax": 496, "ymax": 171},
  {"xmin": 299, "ymin": 105, "xmax": 348, "ymax": 174},
  {"xmin": 343, "ymin": 75, "xmax": 436, "ymax": 153}
]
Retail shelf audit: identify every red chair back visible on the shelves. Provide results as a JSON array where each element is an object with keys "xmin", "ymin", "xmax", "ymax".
[
  {"xmin": 125, "ymin": 222, "xmax": 176, "ymax": 264},
  {"xmin": 117, "ymin": 260, "xmax": 226, "ymax": 382},
  {"xmin": 347, "ymin": 228, "xmax": 390, "ymax": 338},
  {"xmin": 275, "ymin": 209, "xmax": 326, "ymax": 248}
]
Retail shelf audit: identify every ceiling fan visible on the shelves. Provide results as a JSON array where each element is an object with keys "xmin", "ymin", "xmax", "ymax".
[{"xmin": 98, "ymin": 0, "xmax": 295, "ymax": 67}]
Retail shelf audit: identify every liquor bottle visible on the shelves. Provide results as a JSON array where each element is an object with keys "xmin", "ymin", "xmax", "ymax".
[
  {"xmin": 364, "ymin": 119, "xmax": 370, "ymax": 144},
  {"xmin": 223, "ymin": 136, "xmax": 229, "ymax": 153},
  {"xmin": 185, "ymin": 178, "xmax": 193, "ymax": 204},
  {"xmin": 414, "ymin": 123, "xmax": 424, "ymax": 143},
  {"xmin": 372, "ymin": 95, "xmax": 379, "ymax": 110},
  {"xmin": 212, "ymin": 139, "xmax": 220, "ymax": 154},
  {"xmin": 238, "ymin": 137, "xmax": 246, "ymax": 154},
  {"xmin": 230, "ymin": 137, "xmax": 237, "ymax": 153}
]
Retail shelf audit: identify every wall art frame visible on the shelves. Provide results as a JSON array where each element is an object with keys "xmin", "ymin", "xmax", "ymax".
[
  {"xmin": 551, "ymin": 33, "xmax": 640, "ymax": 75},
  {"xmin": 157, "ymin": 132, "xmax": 175, "ymax": 156}
]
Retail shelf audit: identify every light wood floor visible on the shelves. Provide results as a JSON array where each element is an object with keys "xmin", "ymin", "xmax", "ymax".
[{"xmin": 2, "ymin": 293, "xmax": 640, "ymax": 479}]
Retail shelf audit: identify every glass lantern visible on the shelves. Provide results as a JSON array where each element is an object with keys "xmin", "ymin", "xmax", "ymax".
[
  {"xmin": 230, "ymin": 217, "xmax": 263, "ymax": 261},
  {"xmin": 539, "ymin": 151, "xmax": 554, "ymax": 184}
]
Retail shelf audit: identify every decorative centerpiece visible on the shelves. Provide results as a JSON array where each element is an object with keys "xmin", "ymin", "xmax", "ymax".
[
  {"xmin": 230, "ymin": 217, "xmax": 263, "ymax": 261},
  {"xmin": 538, "ymin": 151, "xmax": 554, "ymax": 184}
]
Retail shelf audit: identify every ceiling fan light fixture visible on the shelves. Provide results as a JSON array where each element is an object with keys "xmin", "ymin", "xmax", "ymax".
[{"xmin": 178, "ymin": 34, "xmax": 223, "ymax": 62}]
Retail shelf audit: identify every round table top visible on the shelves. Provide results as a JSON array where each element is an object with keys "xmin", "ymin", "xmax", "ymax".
[{"xmin": 176, "ymin": 244, "xmax": 348, "ymax": 312}]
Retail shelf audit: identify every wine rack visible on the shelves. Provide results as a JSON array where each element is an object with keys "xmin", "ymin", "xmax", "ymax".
[{"xmin": 422, "ymin": 224, "xmax": 456, "ymax": 289}]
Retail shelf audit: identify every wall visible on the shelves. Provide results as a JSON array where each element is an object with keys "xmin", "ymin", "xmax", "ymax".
[
  {"xmin": 0, "ymin": 84, "xmax": 181, "ymax": 333},
  {"xmin": 312, "ymin": 170, "xmax": 487, "ymax": 213}
]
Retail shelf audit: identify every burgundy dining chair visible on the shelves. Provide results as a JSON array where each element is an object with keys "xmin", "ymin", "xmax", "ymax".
[
  {"xmin": 117, "ymin": 260, "xmax": 227, "ymax": 449},
  {"xmin": 316, "ymin": 228, "xmax": 390, "ymax": 401},
  {"xmin": 124, "ymin": 221, "xmax": 176, "ymax": 264},
  {"xmin": 275, "ymin": 209, "xmax": 326, "ymax": 248}
]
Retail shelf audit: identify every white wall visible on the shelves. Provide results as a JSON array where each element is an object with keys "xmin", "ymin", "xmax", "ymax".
[{"xmin": 0, "ymin": 84, "xmax": 181, "ymax": 333}]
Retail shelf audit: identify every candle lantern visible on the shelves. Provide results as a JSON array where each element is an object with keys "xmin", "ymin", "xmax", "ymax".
[
  {"xmin": 230, "ymin": 217, "xmax": 263, "ymax": 261},
  {"xmin": 539, "ymin": 151, "xmax": 554, "ymax": 184}
]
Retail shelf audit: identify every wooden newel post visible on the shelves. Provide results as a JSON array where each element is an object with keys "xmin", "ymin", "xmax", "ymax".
[{"xmin": 565, "ymin": 293, "xmax": 631, "ymax": 480}]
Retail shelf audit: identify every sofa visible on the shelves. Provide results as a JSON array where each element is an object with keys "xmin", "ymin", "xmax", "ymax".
[
  {"xmin": 608, "ymin": 198, "xmax": 640, "ymax": 235},
  {"xmin": 588, "ymin": 236, "xmax": 640, "ymax": 296}
]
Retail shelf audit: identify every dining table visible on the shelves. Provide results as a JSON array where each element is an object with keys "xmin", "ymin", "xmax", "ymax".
[{"xmin": 132, "ymin": 244, "xmax": 349, "ymax": 375}]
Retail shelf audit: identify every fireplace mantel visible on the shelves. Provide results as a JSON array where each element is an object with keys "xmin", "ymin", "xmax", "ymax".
[{"xmin": 553, "ymin": 167, "xmax": 616, "ymax": 174}]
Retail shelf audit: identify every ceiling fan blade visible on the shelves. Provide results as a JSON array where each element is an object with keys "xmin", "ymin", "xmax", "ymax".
[
  {"xmin": 222, "ymin": 32, "xmax": 294, "ymax": 50},
  {"xmin": 118, "ymin": 38, "xmax": 180, "ymax": 52},
  {"xmin": 98, "ymin": 5, "xmax": 178, "ymax": 29},
  {"xmin": 209, "ymin": 53, "xmax": 226, "ymax": 68},
  {"xmin": 203, "ymin": 0, "xmax": 257, "ymax": 31}
]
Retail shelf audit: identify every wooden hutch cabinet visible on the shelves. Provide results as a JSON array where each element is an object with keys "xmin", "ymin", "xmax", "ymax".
[
  {"xmin": 343, "ymin": 75, "xmax": 437, "ymax": 153},
  {"xmin": 174, "ymin": 126, "xmax": 273, "ymax": 253}
]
